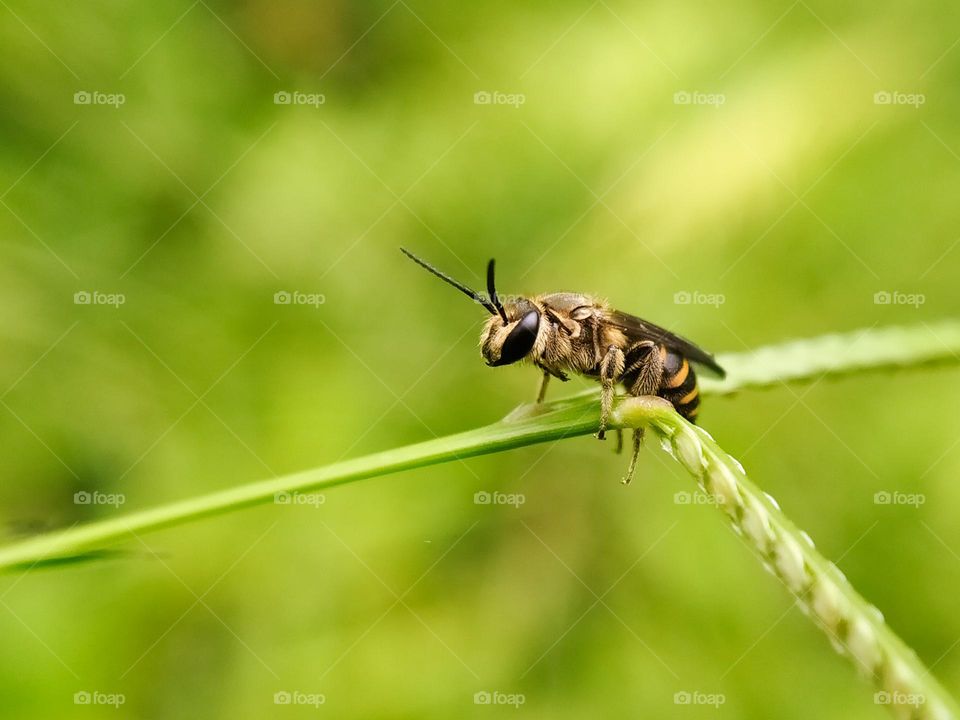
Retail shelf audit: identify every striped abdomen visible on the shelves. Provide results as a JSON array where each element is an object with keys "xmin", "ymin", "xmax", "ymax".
[{"xmin": 659, "ymin": 347, "xmax": 700, "ymax": 422}]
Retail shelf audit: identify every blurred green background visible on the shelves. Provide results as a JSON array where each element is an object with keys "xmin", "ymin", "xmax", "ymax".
[{"xmin": 1, "ymin": 1, "xmax": 959, "ymax": 717}]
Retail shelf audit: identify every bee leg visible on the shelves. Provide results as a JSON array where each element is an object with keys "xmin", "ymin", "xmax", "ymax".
[
  {"xmin": 622, "ymin": 344, "xmax": 664, "ymax": 485},
  {"xmin": 626, "ymin": 342, "xmax": 664, "ymax": 397},
  {"xmin": 614, "ymin": 428, "xmax": 624, "ymax": 454},
  {"xmin": 623, "ymin": 428, "xmax": 644, "ymax": 484},
  {"xmin": 535, "ymin": 370, "xmax": 550, "ymax": 404},
  {"xmin": 597, "ymin": 345, "xmax": 625, "ymax": 440}
]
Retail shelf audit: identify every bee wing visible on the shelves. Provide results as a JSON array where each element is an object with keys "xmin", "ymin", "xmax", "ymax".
[{"xmin": 606, "ymin": 310, "xmax": 726, "ymax": 378}]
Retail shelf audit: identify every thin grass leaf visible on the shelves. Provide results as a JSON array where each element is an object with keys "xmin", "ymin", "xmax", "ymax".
[
  {"xmin": 615, "ymin": 396, "xmax": 959, "ymax": 720},
  {"xmin": 0, "ymin": 320, "xmax": 958, "ymax": 571},
  {"xmin": 1, "ymin": 321, "xmax": 958, "ymax": 717}
]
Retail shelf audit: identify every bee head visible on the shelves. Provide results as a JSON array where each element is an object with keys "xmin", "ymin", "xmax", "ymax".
[
  {"xmin": 400, "ymin": 248, "xmax": 541, "ymax": 367},
  {"xmin": 480, "ymin": 298, "xmax": 540, "ymax": 366}
]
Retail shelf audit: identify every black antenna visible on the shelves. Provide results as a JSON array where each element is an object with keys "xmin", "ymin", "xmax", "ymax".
[
  {"xmin": 400, "ymin": 248, "xmax": 497, "ymax": 316},
  {"xmin": 486, "ymin": 259, "xmax": 508, "ymax": 323}
]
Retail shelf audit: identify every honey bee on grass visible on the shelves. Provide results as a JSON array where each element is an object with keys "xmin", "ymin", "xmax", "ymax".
[{"xmin": 401, "ymin": 248, "xmax": 725, "ymax": 483}]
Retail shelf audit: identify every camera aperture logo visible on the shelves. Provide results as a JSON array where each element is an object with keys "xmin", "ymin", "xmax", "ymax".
[
  {"xmin": 873, "ymin": 91, "xmax": 925, "ymax": 108},
  {"xmin": 273, "ymin": 91, "xmax": 326, "ymax": 108},
  {"xmin": 473, "ymin": 690, "xmax": 525, "ymax": 708},
  {"xmin": 74, "ymin": 490, "xmax": 126, "ymax": 508},
  {"xmin": 674, "ymin": 690, "xmax": 726, "ymax": 707},
  {"xmin": 274, "ymin": 491, "xmax": 326, "ymax": 508},
  {"xmin": 273, "ymin": 690, "xmax": 326, "ymax": 707},
  {"xmin": 74, "ymin": 290, "xmax": 125, "ymax": 308},
  {"xmin": 474, "ymin": 292, "xmax": 526, "ymax": 307},
  {"xmin": 873, "ymin": 290, "xmax": 925, "ymax": 308},
  {"xmin": 474, "ymin": 91, "xmax": 525, "ymax": 108},
  {"xmin": 474, "ymin": 490, "xmax": 525, "ymax": 508},
  {"xmin": 274, "ymin": 290, "xmax": 326, "ymax": 308},
  {"xmin": 875, "ymin": 690, "xmax": 925, "ymax": 707},
  {"xmin": 674, "ymin": 290, "xmax": 725, "ymax": 308},
  {"xmin": 873, "ymin": 490, "xmax": 925, "ymax": 508},
  {"xmin": 74, "ymin": 91, "xmax": 125, "ymax": 108},
  {"xmin": 674, "ymin": 490, "xmax": 724, "ymax": 507},
  {"xmin": 74, "ymin": 691, "xmax": 125, "ymax": 708},
  {"xmin": 673, "ymin": 91, "xmax": 725, "ymax": 107}
]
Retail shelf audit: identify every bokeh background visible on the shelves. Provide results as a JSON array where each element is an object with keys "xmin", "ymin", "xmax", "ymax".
[{"xmin": 1, "ymin": 1, "xmax": 959, "ymax": 717}]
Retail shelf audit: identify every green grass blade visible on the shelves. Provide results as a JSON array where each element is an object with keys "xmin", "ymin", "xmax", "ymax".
[
  {"xmin": 1, "ymin": 320, "xmax": 958, "ymax": 572},
  {"xmin": 2, "ymin": 321, "xmax": 959, "ymax": 717},
  {"xmin": 616, "ymin": 396, "xmax": 960, "ymax": 719},
  {"xmin": 0, "ymin": 396, "xmax": 602, "ymax": 572},
  {"xmin": 706, "ymin": 319, "xmax": 960, "ymax": 394}
]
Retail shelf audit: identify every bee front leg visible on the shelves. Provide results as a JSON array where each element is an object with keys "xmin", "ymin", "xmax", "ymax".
[
  {"xmin": 535, "ymin": 370, "xmax": 550, "ymax": 404},
  {"xmin": 597, "ymin": 345, "xmax": 625, "ymax": 440},
  {"xmin": 533, "ymin": 366, "xmax": 568, "ymax": 404}
]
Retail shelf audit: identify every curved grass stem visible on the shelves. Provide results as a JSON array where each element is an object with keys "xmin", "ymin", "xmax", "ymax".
[
  {"xmin": 1, "ymin": 320, "xmax": 958, "ymax": 573},
  {"xmin": 0, "ymin": 322, "xmax": 958, "ymax": 716},
  {"xmin": 614, "ymin": 396, "xmax": 960, "ymax": 720}
]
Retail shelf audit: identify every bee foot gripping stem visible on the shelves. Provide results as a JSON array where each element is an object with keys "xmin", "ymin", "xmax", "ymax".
[{"xmin": 622, "ymin": 428, "xmax": 645, "ymax": 485}]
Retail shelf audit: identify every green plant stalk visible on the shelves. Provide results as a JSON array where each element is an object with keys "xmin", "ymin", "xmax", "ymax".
[
  {"xmin": 616, "ymin": 396, "xmax": 959, "ymax": 720},
  {"xmin": 1, "ymin": 322, "xmax": 958, "ymax": 716},
  {"xmin": 0, "ymin": 394, "xmax": 602, "ymax": 571},
  {"xmin": 0, "ymin": 320, "xmax": 958, "ymax": 573}
]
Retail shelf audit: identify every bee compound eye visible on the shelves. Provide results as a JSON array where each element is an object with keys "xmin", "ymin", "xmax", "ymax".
[{"xmin": 492, "ymin": 310, "xmax": 540, "ymax": 366}]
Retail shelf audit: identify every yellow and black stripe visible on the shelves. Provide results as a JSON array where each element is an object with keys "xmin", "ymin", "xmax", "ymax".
[{"xmin": 659, "ymin": 349, "xmax": 700, "ymax": 422}]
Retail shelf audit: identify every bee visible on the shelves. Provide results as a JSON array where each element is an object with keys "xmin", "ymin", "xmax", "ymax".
[{"xmin": 400, "ymin": 248, "xmax": 725, "ymax": 484}]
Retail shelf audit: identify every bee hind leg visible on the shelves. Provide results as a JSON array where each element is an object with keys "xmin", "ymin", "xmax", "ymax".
[
  {"xmin": 615, "ymin": 428, "xmax": 623, "ymax": 454},
  {"xmin": 623, "ymin": 428, "xmax": 644, "ymax": 484},
  {"xmin": 620, "ymin": 343, "xmax": 664, "ymax": 485}
]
